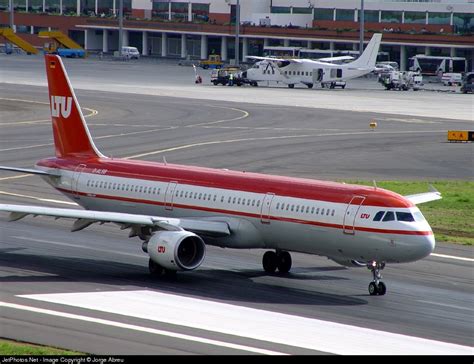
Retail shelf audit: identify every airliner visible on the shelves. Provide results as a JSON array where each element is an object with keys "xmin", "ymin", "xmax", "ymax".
[
  {"xmin": 241, "ymin": 34, "xmax": 382, "ymax": 89},
  {"xmin": 0, "ymin": 54, "xmax": 441, "ymax": 296}
]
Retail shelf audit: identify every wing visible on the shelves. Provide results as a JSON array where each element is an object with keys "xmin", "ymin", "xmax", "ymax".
[
  {"xmin": 317, "ymin": 55, "xmax": 355, "ymax": 63},
  {"xmin": 405, "ymin": 185, "xmax": 442, "ymax": 205},
  {"xmin": 0, "ymin": 204, "xmax": 230, "ymax": 237},
  {"xmin": 246, "ymin": 56, "xmax": 302, "ymax": 64}
]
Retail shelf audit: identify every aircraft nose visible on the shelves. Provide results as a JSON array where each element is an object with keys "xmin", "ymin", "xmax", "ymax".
[{"xmin": 418, "ymin": 234, "xmax": 436, "ymax": 259}]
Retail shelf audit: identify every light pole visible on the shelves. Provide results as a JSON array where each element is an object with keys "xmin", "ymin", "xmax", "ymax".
[
  {"xmin": 118, "ymin": 0, "xmax": 123, "ymax": 53},
  {"xmin": 359, "ymin": 0, "xmax": 364, "ymax": 56},
  {"xmin": 234, "ymin": 0, "xmax": 240, "ymax": 66},
  {"xmin": 9, "ymin": 0, "xmax": 14, "ymax": 30}
]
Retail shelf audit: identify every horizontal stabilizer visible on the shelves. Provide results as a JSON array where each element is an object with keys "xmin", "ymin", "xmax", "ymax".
[{"xmin": 0, "ymin": 165, "xmax": 58, "ymax": 176}]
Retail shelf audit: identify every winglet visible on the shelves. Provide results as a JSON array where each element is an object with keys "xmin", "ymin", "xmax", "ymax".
[{"xmin": 405, "ymin": 186, "xmax": 442, "ymax": 205}]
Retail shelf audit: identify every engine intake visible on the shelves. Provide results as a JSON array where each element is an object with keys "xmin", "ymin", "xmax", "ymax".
[{"xmin": 147, "ymin": 231, "xmax": 205, "ymax": 271}]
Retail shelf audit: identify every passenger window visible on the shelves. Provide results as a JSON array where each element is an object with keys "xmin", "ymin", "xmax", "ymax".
[
  {"xmin": 383, "ymin": 211, "xmax": 395, "ymax": 222},
  {"xmin": 291, "ymin": 205, "xmax": 294, "ymax": 212},
  {"xmin": 221, "ymin": 196, "xmax": 224, "ymax": 202},
  {"xmin": 326, "ymin": 209, "xmax": 330, "ymax": 216},
  {"xmin": 316, "ymin": 208, "xmax": 319, "ymax": 214},
  {"xmin": 321, "ymin": 208, "xmax": 325, "ymax": 215},
  {"xmin": 238, "ymin": 198, "xmax": 241, "ymax": 204},
  {"xmin": 331, "ymin": 210, "xmax": 335, "ymax": 216},
  {"xmin": 257, "ymin": 201, "xmax": 260, "ymax": 207},
  {"xmin": 233, "ymin": 197, "xmax": 236, "ymax": 204},
  {"xmin": 311, "ymin": 207, "xmax": 314, "ymax": 214},
  {"xmin": 373, "ymin": 211, "xmax": 385, "ymax": 221},
  {"xmin": 396, "ymin": 212, "xmax": 415, "ymax": 222},
  {"xmin": 276, "ymin": 203, "xmax": 280, "ymax": 209}
]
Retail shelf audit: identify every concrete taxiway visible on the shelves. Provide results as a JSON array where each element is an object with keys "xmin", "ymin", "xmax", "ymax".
[{"xmin": 0, "ymin": 56, "xmax": 473, "ymax": 355}]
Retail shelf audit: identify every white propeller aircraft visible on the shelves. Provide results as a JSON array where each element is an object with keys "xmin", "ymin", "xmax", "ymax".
[
  {"xmin": 0, "ymin": 53, "xmax": 441, "ymax": 296},
  {"xmin": 242, "ymin": 33, "xmax": 382, "ymax": 88}
]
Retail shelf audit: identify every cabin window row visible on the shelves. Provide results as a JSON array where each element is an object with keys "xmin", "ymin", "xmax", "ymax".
[
  {"xmin": 275, "ymin": 202, "xmax": 335, "ymax": 216},
  {"xmin": 86, "ymin": 179, "xmax": 161, "ymax": 195},
  {"xmin": 175, "ymin": 190, "xmax": 262, "ymax": 208},
  {"xmin": 284, "ymin": 71, "xmax": 311, "ymax": 76}
]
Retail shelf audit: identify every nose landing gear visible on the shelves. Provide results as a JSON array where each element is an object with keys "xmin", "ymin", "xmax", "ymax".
[{"xmin": 367, "ymin": 261, "xmax": 387, "ymax": 296}]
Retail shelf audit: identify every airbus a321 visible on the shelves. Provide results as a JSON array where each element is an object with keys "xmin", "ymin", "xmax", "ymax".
[
  {"xmin": 0, "ymin": 54, "xmax": 441, "ymax": 296},
  {"xmin": 241, "ymin": 33, "xmax": 382, "ymax": 89}
]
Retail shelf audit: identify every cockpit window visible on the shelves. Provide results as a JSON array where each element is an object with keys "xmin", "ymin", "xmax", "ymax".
[
  {"xmin": 373, "ymin": 211, "xmax": 385, "ymax": 221},
  {"xmin": 382, "ymin": 211, "xmax": 395, "ymax": 222},
  {"xmin": 414, "ymin": 211, "xmax": 426, "ymax": 222},
  {"xmin": 396, "ymin": 212, "xmax": 415, "ymax": 222}
]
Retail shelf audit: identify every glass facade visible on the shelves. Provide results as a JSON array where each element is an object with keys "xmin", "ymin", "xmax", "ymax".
[
  {"xmin": 293, "ymin": 7, "xmax": 312, "ymax": 15},
  {"xmin": 123, "ymin": 0, "xmax": 131, "ymax": 16},
  {"xmin": 364, "ymin": 10, "xmax": 379, "ymax": 23},
  {"xmin": 404, "ymin": 11, "xmax": 426, "ymax": 24},
  {"xmin": 152, "ymin": 1, "xmax": 169, "ymax": 20},
  {"xmin": 0, "ymin": 0, "xmax": 8, "ymax": 11},
  {"xmin": 28, "ymin": 0, "xmax": 42, "ymax": 12},
  {"xmin": 45, "ymin": 0, "xmax": 60, "ymax": 14},
  {"xmin": 192, "ymin": 3, "xmax": 209, "ymax": 22},
  {"xmin": 381, "ymin": 10, "xmax": 402, "ymax": 23},
  {"xmin": 336, "ymin": 9, "xmax": 354, "ymax": 22},
  {"xmin": 80, "ymin": 0, "xmax": 94, "ymax": 15},
  {"xmin": 314, "ymin": 8, "xmax": 334, "ymax": 21},
  {"xmin": 428, "ymin": 12, "xmax": 450, "ymax": 25},
  {"xmin": 97, "ymin": 0, "xmax": 113, "ymax": 15},
  {"xmin": 14, "ymin": 0, "xmax": 26, "ymax": 11},
  {"xmin": 171, "ymin": 2, "xmax": 188, "ymax": 20},
  {"xmin": 453, "ymin": 13, "xmax": 474, "ymax": 33},
  {"xmin": 271, "ymin": 6, "xmax": 290, "ymax": 14},
  {"xmin": 63, "ymin": 0, "xmax": 77, "ymax": 14}
]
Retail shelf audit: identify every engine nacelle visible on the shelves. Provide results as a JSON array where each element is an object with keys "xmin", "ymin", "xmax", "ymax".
[{"xmin": 146, "ymin": 231, "xmax": 205, "ymax": 271}]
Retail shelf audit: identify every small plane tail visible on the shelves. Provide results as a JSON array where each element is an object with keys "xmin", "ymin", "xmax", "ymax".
[
  {"xmin": 45, "ymin": 54, "xmax": 104, "ymax": 158},
  {"xmin": 350, "ymin": 34, "xmax": 382, "ymax": 70}
]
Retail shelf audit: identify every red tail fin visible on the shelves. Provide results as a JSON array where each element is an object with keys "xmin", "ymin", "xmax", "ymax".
[{"xmin": 45, "ymin": 54, "xmax": 103, "ymax": 158}]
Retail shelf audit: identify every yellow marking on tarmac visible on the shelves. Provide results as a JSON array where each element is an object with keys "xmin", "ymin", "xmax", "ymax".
[
  {"xmin": 0, "ymin": 190, "xmax": 77, "ymax": 205},
  {"xmin": 124, "ymin": 130, "xmax": 447, "ymax": 160},
  {"xmin": 187, "ymin": 105, "xmax": 249, "ymax": 127},
  {"xmin": 0, "ymin": 97, "xmax": 98, "ymax": 125},
  {"xmin": 0, "ymin": 174, "xmax": 31, "ymax": 181}
]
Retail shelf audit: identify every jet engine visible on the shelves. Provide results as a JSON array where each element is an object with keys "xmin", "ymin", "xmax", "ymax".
[{"xmin": 144, "ymin": 231, "xmax": 205, "ymax": 271}]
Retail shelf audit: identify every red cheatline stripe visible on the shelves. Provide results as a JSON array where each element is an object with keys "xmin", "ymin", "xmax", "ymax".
[{"xmin": 58, "ymin": 187, "xmax": 432, "ymax": 236}]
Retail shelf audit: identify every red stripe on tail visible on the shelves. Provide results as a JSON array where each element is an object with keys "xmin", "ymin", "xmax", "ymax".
[{"xmin": 45, "ymin": 54, "xmax": 103, "ymax": 158}]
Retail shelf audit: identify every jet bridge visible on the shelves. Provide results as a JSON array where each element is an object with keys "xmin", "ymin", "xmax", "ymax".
[{"xmin": 0, "ymin": 28, "xmax": 39, "ymax": 54}]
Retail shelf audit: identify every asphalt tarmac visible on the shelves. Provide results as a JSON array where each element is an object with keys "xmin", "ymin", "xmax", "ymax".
[{"xmin": 0, "ymin": 57, "xmax": 473, "ymax": 355}]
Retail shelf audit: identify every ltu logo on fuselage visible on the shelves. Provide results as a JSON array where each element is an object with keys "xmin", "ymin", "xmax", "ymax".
[{"xmin": 51, "ymin": 96, "xmax": 72, "ymax": 118}]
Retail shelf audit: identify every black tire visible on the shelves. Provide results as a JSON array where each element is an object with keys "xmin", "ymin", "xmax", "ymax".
[
  {"xmin": 277, "ymin": 251, "xmax": 292, "ymax": 273},
  {"xmin": 149, "ymin": 259, "xmax": 164, "ymax": 277},
  {"xmin": 212, "ymin": 81, "xmax": 218, "ymax": 86},
  {"xmin": 307, "ymin": 83, "xmax": 313, "ymax": 89},
  {"xmin": 342, "ymin": 85, "xmax": 346, "ymax": 89},
  {"xmin": 377, "ymin": 282, "xmax": 387, "ymax": 296},
  {"xmin": 368, "ymin": 282, "xmax": 378, "ymax": 296},
  {"xmin": 262, "ymin": 251, "xmax": 278, "ymax": 273},
  {"xmin": 252, "ymin": 82, "xmax": 258, "ymax": 87},
  {"xmin": 203, "ymin": 65, "xmax": 209, "ymax": 69},
  {"xmin": 288, "ymin": 84, "xmax": 295, "ymax": 89}
]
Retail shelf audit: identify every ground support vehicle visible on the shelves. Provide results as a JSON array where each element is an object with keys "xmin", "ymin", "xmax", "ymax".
[
  {"xmin": 321, "ymin": 81, "xmax": 346, "ymax": 89},
  {"xmin": 460, "ymin": 72, "xmax": 474, "ymax": 94},
  {"xmin": 199, "ymin": 54, "xmax": 224, "ymax": 69},
  {"xmin": 379, "ymin": 71, "xmax": 422, "ymax": 91}
]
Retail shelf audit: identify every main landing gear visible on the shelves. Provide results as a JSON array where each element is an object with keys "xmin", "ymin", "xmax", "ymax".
[
  {"xmin": 367, "ymin": 261, "xmax": 386, "ymax": 296},
  {"xmin": 262, "ymin": 250, "xmax": 292, "ymax": 274},
  {"xmin": 148, "ymin": 259, "xmax": 177, "ymax": 279}
]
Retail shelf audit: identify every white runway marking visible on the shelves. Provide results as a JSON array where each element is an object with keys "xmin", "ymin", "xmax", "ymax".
[
  {"xmin": 417, "ymin": 300, "xmax": 473, "ymax": 312},
  {"xmin": 0, "ymin": 174, "xmax": 31, "ymax": 181},
  {"xmin": 0, "ymin": 302, "xmax": 284, "ymax": 355},
  {"xmin": 431, "ymin": 253, "xmax": 474, "ymax": 262},
  {"xmin": 0, "ymin": 190, "xmax": 77, "ymax": 205},
  {"xmin": 19, "ymin": 290, "xmax": 473, "ymax": 355}
]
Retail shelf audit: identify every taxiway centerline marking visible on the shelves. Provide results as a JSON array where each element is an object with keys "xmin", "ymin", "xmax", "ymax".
[
  {"xmin": 416, "ymin": 300, "xmax": 473, "ymax": 312},
  {"xmin": 0, "ymin": 190, "xmax": 77, "ymax": 205},
  {"xmin": 0, "ymin": 302, "xmax": 286, "ymax": 355},
  {"xmin": 0, "ymin": 174, "xmax": 31, "ymax": 181},
  {"xmin": 430, "ymin": 253, "xmax": 474, "ymax": 262}
]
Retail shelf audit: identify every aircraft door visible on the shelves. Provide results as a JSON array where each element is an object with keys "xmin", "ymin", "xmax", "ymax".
[
  {"xmin": 164, "ymin": 181, "xmax": 178, "ymax": 211},
  {"xmin": 343, "ymin": 195, "xmax": 366, "ymax": 234},
  {"xmin": 260, "ymin": 193, "xmax": 275, "ymax": 224},
  {"xmin": 72, "ymin": 163, "xmax": 86, "ymax": 199},
  {"xmin": 312, "ymin": 69, "xmax": 324, "ymax": 83}
]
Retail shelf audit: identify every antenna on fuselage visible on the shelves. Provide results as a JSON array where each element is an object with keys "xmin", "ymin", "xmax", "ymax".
[
  {"xmin": 373, "ymin": 180, "xmax": 378, "ymax": 190},
  {"xmin": 163, "ymin": 156, "xmax": 167, "ymax": 165}
]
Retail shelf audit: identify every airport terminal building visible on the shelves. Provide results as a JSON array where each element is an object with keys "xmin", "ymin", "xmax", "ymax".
[{"xmin": 1, "ymin": 0, "xmax": 473, "ymax": 70}]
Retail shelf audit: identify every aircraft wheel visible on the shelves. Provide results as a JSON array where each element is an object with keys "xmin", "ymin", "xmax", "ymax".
[
  {"xmin": 368, "ymin": 282, "xmax": 378, "ymax": 296},
  {"xmin": 149, "ymin": 259, "xmax": 164, "ymax": 277},
  {"xmin": 288, "ymin": 84, "xmax": 295, "ymax": 89},
  {"xmin": 277, "ymin": 251, "xmax": 292, "ymax": 273},
  {"xmin": 377, "ymin": 282, "xmax": 387, "ymax": 296},
  {"xmin": 262, "ymin": 251, "xmax": 278, "ymax": 273},
  {"xmin": 307, "ymin": 84, "xmax": 313, "ymax": 89}
]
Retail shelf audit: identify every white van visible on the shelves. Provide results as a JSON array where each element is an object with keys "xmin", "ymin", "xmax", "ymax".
[
  {"xmin": 121, "ymin": 46, "xmax": 140, "ymax": 59},
  {"xmin": 441, "ymin": 73, "xmax": 462, "ymax": 86}
]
